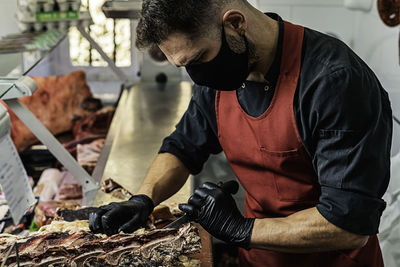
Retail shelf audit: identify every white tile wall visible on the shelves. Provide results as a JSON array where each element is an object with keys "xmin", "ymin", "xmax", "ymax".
[
  {"xmin": 257, "ymin": 2, "xmax": 355, "ymax": 45},
  {"xmin": 256, "ymin": 0, "xmax": 399, "ymax": 93},
  {"xmin": 351, "ymin": 4, "xmax": 400, "ymax": 92},
  {"xmin": 262, "ymin": 5, "xmax": 292, "ymax": 20},
  {"xmin": 291, "ymin": 6, "xmax": 354, "ymax": 45}
]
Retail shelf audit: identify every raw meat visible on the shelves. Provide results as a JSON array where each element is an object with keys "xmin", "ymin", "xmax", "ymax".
[
  {"xmin": 63, "ymin": 134, "xmax": 105, "ymax": 158},
  {"xmin": 77, "ymin": 138, "xmax": 105, "ymax": 174},
  {"xmin": 148, "ymin": 205, "xmax": 176, "ymax": 229},
  {"xmin": 58, "ymin": 183, "xmax": 83, "ymax": 200},
  {"xmin": 33, "ymin": 168, "xmax": 63, "ymax": 201},
  {"xmin": 54, "ymin": 171, "xmax": 83, "ymax": 201},
  {"xmin": 101, "ymin": 177, "xmax": 133, "ymax": 200},
  {"xmin": 79, "ymin": 97, "xmax": 103, "ymax": 112},
  {"xmin": 0, "ymin": 71, "xmax": 96, "ymax": 152},
  {"xmin": 0, "ymin": 221, "xmax": 201, "ymax": 267},
  {"xmin": 102, "ymin": 177, "xmax": 125, "ymax": 193},
  {"xmin": 34, "ymin": 201, "xmax": 81, "ymax": 228},
  {"xmin": 73, "ymin": 106, "xmax": 115, "ymax": 140}
]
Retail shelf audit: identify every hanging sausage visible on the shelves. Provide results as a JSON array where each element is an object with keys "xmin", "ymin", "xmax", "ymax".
[
  {"xmin": 378, "ymin": 0, "xmax": 400, "ymax": 26},
  {"xmin": 378, "ymin": 0, "xmax": 400, "ymax": 65}
]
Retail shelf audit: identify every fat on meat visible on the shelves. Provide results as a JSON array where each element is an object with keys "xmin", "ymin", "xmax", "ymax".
[
  {"xmin": 33, "ymin": 168, "xmax": 63, "ymax": 201},
  {"xmin": 77, "ymin": 138, "xmax": 105, "ymax": 173},
  {"xmin": 0, "ymin": 221, "xmax": 202, "ymax": 267}
]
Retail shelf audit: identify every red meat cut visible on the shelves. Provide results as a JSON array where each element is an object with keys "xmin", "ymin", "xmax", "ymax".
[{"xmin": 1, "ymin": 70, "xmax": 95, "ymax": 152}]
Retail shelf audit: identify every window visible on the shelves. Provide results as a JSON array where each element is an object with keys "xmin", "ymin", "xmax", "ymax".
[{"xmin": 69, "ymin": 0, "xmax": 131, "ymax": 67}]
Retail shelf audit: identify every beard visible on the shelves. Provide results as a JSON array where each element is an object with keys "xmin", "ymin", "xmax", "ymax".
[
  {"xmin": 225, "ymin": 33, "xmax": 259, "ymax": 72},
  {"xmin": 247, "ymin": 38, "xmax": 259, "ymax": 72}
]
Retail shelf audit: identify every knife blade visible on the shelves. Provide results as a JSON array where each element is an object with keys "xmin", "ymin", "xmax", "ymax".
[
  {"xmin": 163, "ymin": 180, "xmax": 239, "ymax": 229},
  {"xmin": 163, "ymin": 214, "xmax": 191, "ymax": 229}
]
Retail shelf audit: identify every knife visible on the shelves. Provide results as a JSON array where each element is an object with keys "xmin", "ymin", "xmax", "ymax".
[{"xmin": 163, "ymin": 180, "xmax": 239, "ymax": 229}]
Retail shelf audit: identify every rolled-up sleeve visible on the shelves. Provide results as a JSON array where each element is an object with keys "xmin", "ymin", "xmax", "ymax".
[
  {"xmin": 159, "ymin": 85, "xmax": 222, "ymax": 174},
  {"xmin": 303, "ymin": 67, "xmax": 392, "ymax": 235}
]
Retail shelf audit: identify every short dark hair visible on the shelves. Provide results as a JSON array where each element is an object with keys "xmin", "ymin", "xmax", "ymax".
[{"xmin": 136, "ymin": 0, "xmax": 234, "ymax": 49}]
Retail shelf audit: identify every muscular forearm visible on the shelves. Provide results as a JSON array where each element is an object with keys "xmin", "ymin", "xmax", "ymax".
[
  {"xmin": 250, "ymin": 207, "xmax": 369, "ymax": 253},
  {"xmin": 136, "ymin": 153, "xmax": 190, "ymax": 206}
]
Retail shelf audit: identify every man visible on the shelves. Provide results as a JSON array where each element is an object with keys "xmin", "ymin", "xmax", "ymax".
[{"xmin": 89, "ymin": 0, "xmax": 392, "ymax": 266}]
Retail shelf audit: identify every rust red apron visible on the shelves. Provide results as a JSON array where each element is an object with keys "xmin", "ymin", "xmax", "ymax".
[{"xmin": 215, "ymin": 21, "xmax": 384, "ymax": 267}]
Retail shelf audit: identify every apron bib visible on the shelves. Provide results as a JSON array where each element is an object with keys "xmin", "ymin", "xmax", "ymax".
[{"xmin": 215, "ymin": 21, "xmax": 383, "ymax": 267}]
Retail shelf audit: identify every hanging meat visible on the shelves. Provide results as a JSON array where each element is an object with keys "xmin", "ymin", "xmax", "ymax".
[{"xmin": 0, "ymin": 70, "xmax": 99, "ymax": 152}]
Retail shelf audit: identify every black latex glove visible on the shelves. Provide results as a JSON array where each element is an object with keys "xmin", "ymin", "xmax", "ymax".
[
  {"xmin": 89, "ymin": 194, "xmax": 154, "ymax": 236},
  {"xmin": 179, "ymin": 181, "xmax": 255, "ymax": 249}
]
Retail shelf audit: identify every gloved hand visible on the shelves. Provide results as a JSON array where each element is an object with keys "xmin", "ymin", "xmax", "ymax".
[
  {"xmin": 179, "ymin": 181, "xmax": 255, "ymax": 249},
  {"xmin": 89, "ymin": 194, "xmax": 154, "ymax": 236}
]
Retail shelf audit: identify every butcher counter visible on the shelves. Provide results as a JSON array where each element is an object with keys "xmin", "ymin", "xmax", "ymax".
[
  {"xmin": 91, "ymin": 81, "xmax": 214, "ymax": 267},
  {"xmin": 92, "ymin": 81, "xmax": 192, "ymax": 206}
]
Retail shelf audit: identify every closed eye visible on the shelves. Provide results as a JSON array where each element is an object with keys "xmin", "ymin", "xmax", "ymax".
[{"xmin": 186, "ymin": 51, "xmax": 204, "ymax": 66}]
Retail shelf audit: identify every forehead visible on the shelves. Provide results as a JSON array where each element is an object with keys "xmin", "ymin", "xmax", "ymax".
[
  {"xmin": 158, "ymin": 32, "xmax": 219, "ymax": 66},
  {"xmin": 159, "ymin": 33, "xmax": 197, "ymax": 56}
]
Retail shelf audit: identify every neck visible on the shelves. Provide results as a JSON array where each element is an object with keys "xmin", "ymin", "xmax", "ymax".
[{"xmin": 245, "ymin": 9, "xmax": 279, "ymax": 82}]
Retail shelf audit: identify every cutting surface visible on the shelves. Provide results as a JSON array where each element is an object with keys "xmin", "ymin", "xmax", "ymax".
[
  {"xmin": 94, "ymin": 81, "xmax": 193, "ymax": 206},
  {"xmin": 72, "ymin": 81, "xmax": 213, "ymax": 265}
]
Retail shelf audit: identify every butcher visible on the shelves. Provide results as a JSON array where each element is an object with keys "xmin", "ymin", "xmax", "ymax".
[{"xmin": 89, "ymin": 0, "xmax": 392, "ymax": 266}]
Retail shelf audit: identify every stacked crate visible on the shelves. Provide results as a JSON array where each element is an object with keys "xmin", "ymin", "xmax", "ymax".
[{"xmin": 16, "ymin": 0, "xmax": 92, "ymax": 32}]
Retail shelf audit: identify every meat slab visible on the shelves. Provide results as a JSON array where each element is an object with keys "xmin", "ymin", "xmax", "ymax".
[
  {"xmin": 73, "ymin": 106, "xmax": 115, "ymax": 140},
  {"xmin": 34, "ymin": 201, "xmax": 81, "ymax": 228},
  {"xmin": 101, "ymin": 178, "xmax": 133, "ymax": 200},
  {"xmin": 77, "ymin": 138, "xmax": 105, "ymax": 174},
  {"xmin": 0, "ymin": 221, "xmax": 201, "ymax": 267},
  {"xmin": 0, "ymin": 71, "xmax": 95, "ymax": 152}
]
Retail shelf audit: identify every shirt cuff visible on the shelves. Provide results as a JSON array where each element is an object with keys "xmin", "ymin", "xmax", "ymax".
[
  {"xmin": 316, "ymin": 186, "xmax": 386, "ymax": 235},
  {"xmin": 159, "ymin": 143, "xmax": 203, "ymax": 175}
]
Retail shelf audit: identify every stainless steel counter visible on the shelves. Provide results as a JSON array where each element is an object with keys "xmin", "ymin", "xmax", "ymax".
[{"xmin": 93, "ymin": 81, "xmax": 193, "ymax": 206}]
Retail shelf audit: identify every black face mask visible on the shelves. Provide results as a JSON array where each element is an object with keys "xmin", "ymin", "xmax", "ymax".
[{"xmin": 185, "ymin": 28, "xmax": 250, "ymax": 91}]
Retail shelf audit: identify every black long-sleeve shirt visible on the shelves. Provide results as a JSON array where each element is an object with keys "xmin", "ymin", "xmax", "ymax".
[{"xmin": 160, "ymin": 14, "xmax": 392, "ymax": 236}]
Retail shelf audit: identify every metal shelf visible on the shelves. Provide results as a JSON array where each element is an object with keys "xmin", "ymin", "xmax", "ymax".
[
  {"xmin": 0, "ymin": 30, "xmax": 67, "ymax": 78},
  {"xmin": 102, "ymin": 0, "xmax": 142, "ymax": 19},
  {"xmin": 0, "ymin": 17, "xmax": 132, "ymax": 205}
]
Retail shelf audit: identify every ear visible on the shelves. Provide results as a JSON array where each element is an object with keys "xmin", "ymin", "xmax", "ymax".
[{"xmin": 222, "ymin": 10, "xmax": 247, "ymax": 36}]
